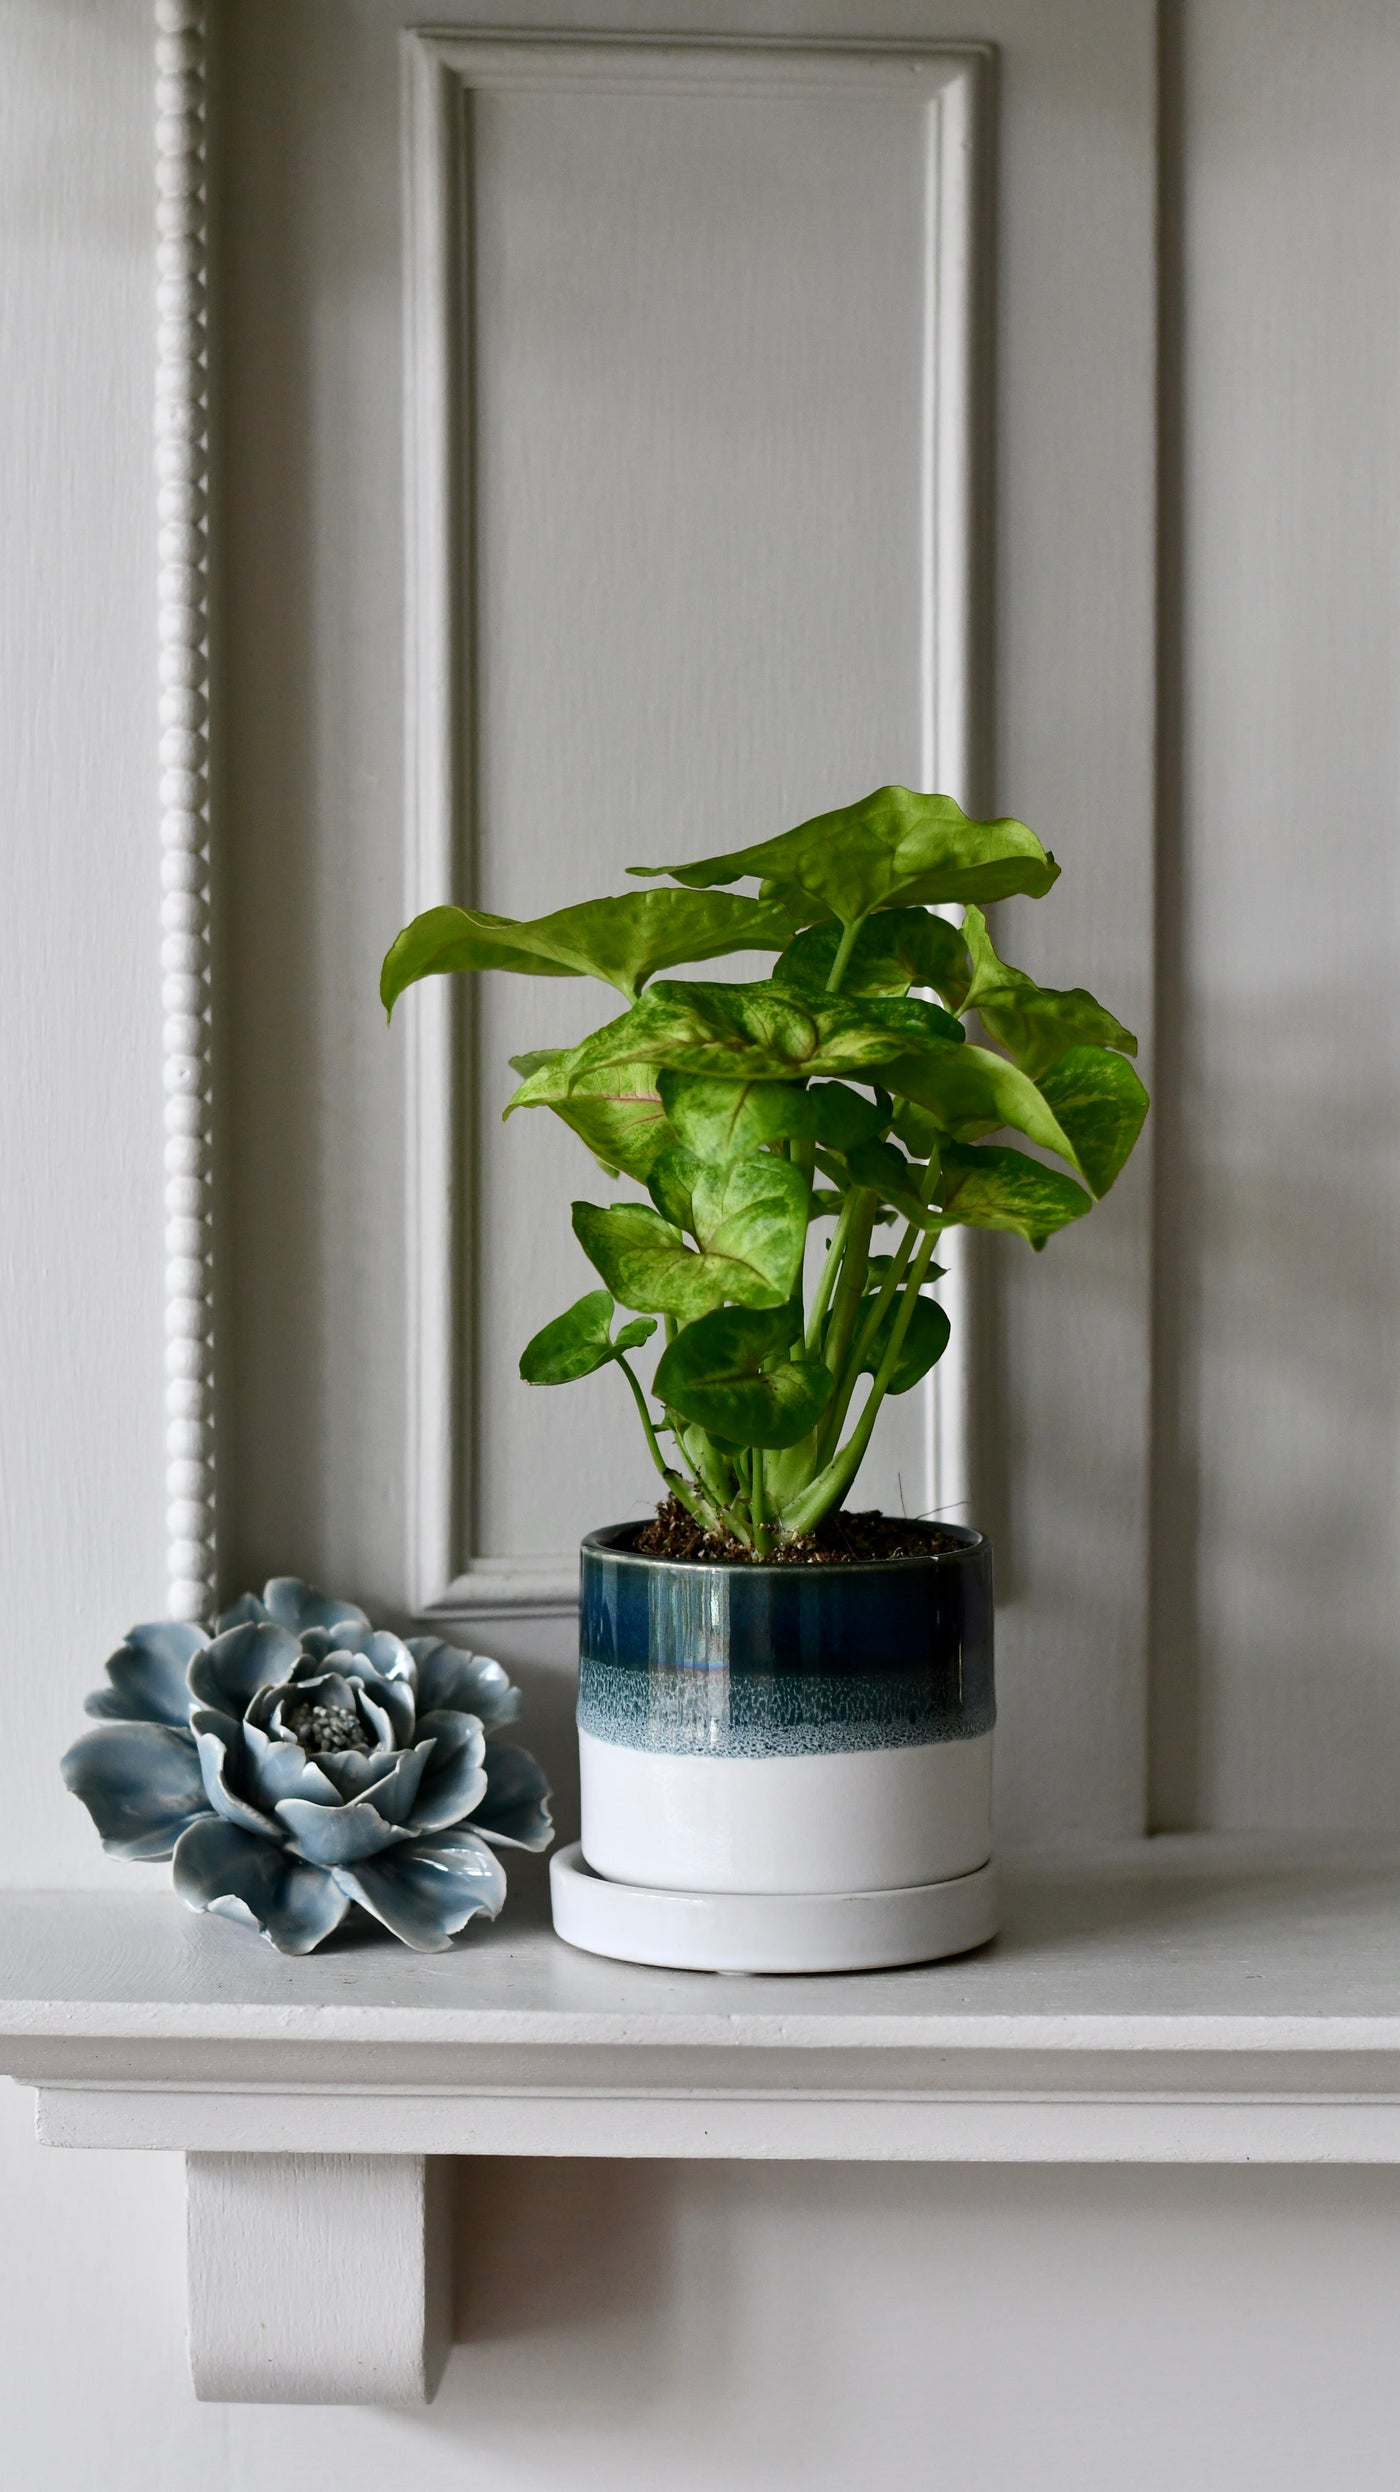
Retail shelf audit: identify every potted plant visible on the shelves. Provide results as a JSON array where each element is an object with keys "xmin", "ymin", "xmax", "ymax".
[{"xmin": 383, "ymin": 786, "xmax": 1147, "ymax": 1972}]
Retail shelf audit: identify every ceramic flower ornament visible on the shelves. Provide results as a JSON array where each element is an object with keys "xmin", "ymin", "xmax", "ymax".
[{"xmin": 62, "ymin": 1578, "xmax": 552, "ymax": 1954}]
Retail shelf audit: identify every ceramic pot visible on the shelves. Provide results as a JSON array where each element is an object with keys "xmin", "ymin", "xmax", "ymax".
[{"xmin": 574, "ymin": 1521, "xmax": 994, "ymax": 1898}]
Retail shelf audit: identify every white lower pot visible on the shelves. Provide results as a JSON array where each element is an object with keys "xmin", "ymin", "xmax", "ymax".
[{"xmin": 549, "ymin": 1521, "xmax": 997, "ymax": 1974}]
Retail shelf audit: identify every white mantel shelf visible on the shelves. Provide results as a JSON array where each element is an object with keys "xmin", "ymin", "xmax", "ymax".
[
  {"xmin": 7, "ymin": 1835, "xmax": 1400, "ymax": 2404},
  {"xmin": 6, "ymin": 1834, "xmax": 1400, "ymax": 2163}
]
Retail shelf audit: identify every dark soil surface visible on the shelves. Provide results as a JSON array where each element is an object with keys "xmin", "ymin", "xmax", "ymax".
[{"xmin": 629, "ymin": 1498, "xmax": 964, "ymax": 1565}]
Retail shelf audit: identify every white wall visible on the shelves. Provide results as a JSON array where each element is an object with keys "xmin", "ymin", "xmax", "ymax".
[
  {"xmin": 5, "ymin": 1, "xmax": 1400, "ymax": 2484},
  {"xmin": 1150, "ymin": 0, "xmax": 1400, "ymax": 1833}
]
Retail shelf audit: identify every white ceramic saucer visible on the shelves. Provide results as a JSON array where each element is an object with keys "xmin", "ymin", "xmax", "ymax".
[{"xmin": 549, "ymin": 1841, "xmax": 998, "ymax": 1975}]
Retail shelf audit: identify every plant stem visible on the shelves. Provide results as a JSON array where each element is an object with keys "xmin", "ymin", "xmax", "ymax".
[
  {"xmin": 672, "ymin": 1421, "xmax": 752, "ymax": 1543},
  {"xmin": 816, "ymin": 1217, "xmax": 920, "ymax": 1465},
  {"xmin": 804, "ymin": 1191, "xmax": 857, "ymax": 1355},
  {"xmin": 781, "ymin": 1229, "xmax": 941, "ymax": 1536},
  {"xmin": 824, "ymin": 916, "xmax": 866, "ymax": 995},
  {"xmin": 821, "ymin": 1189, "xmax": 876, "ymax": 1381},
  {"xmin": 615, "ymin": 1355, "xmax": 710, "ymax": 1528},
  {"xmin": 751, "ymin": 1446, "xmax": 772, "ymax": 1557}
]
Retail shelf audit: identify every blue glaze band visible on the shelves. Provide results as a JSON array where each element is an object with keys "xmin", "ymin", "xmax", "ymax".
[{"xmin": 578, "ymin": 1524, "xmax": 993, "ymax": 1760}]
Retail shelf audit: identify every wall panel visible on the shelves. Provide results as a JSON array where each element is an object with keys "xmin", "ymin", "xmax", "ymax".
[{"xmin": 221, "ymin": 0, "xmax": 1157, "ymax": 1841}]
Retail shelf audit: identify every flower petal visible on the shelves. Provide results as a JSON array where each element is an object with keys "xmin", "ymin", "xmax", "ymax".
[
  {"xmin": 83, "ymin": 1620, "xmax": 204, "ymax": 1726},
  {"xmin": 188, "ymin": 1621, "xmax": 302, "ymax": 1714},
  {"xmin": 351, "ymin": 1673, "xmax": 416, "ymax": 1748},
  {"xmin": 216, "ymin": 1590, "xmax": 267, "ymax": 1631},
  {"xmin": 300, "ymin": 1625, "xmax": 415, "ymax": 1685},
  {"xmin": 405, "ymin": 1710, "xmax": 487, "ymax": 1835},
  {"xmin": 469, "ymin": 1744, "xmax": 554, "ymax": 1852},
  {"xmin": 274, "ymin": 1791, "xmax": 408, "ymax": 1867},
  {"xmin": 308, "ymin": 1747, "xmax": 391, "ymax": 1800},
  {"xmin": 61, "ymin": 1722, "xmax": 210, "ymax": 1862},
  {"xmin": 312, "ymin": 1741, "xmax": 431, "ymax": 1818},
  {"xmin": 190, "ymin": 1709, "xmax": 283, "ymax": 1839},
  {"xmin": 408, "ymin": 1637, "xmax": 521, "ymax": 1729},
  {"xmin": 334, "ymin": 1827, "xmax": 506, "ymax": 1952},
  {"xmin": 241, "ymin": 1718, "xmax": 340, "ymax": 1810},
  {"xmin": 361, "ymin": 1741, "xmax": 432, "ymax": 1825},
  {"xmin": 262, "ymin": 1578, "xmax": 369, "ymax": 1636},
  {"xmin": 173, "ymin": 1818, "xmax": 349, "ymax": 1954}
]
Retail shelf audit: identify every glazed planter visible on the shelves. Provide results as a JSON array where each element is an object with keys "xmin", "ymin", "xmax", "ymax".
[{"xmin": 550, "ymin": 1521, "xmax": 998, "ymax": 1974}]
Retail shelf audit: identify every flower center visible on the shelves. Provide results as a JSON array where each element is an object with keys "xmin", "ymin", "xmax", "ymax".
[{"xmin": 284, "ymin": 1697, "xmax": 371, "ymax": 1757}]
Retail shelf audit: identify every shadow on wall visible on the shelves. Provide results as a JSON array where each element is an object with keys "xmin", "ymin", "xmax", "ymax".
[
  {"xmin": 455, "ymin": 2159, "xmax": 680, "ymax": 2352},
  {"xmin": 1150, "ymin": 986, "xmax": 1400, "ymax": 1828},
  {"xmin": 408, "ymin": 2161, "xmax": 1400, "ymax": 2492}
]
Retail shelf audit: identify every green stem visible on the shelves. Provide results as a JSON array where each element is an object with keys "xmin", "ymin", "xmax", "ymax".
[
  {"xmin": 751, "ymin": 1447, "xmax": 772, "ymax": 1557},
  {"xmin": 803, "ymin": 1190, "xmax": 856, "ymax": 1355},
  {"xmin": 782, "ymin": 1229, "xmax": 941, "ymax": 1536},
  {"xmin": 822, "ymin": 1189, "xmax": 876, "ymax": 1380},
  {"xmin": 615, "ymin": 1356, "xmax": 710, "ymax": 1528},
  {"xmin": 673, "ymin": 1422, "xmax": 752, "ymax": 1543},
  {"xmin": 787, "ymin": 1136, "xmax": 816, "ymax": 1354},
  {"xmin": 816, "ymin": 1217, "xmax": 920, "ymax": 1466},
  {"xmin": 824, "ymin": 916, "xmax": 866, "ymax": 995}
]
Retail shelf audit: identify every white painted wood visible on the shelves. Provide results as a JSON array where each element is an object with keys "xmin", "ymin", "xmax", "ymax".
[
  {"xmin": 1149, "ymin": 0, "xmax": 1400, "ymax": 1833},
  {"xmin": 11, "ymin": 0, "xmax": 1400, "ymax": 2480},
  {"xmin": 154, "ymin": 0, "xmax": 218, "ymax": 1625},
  {"xmin": 219, "ymin": 0, "xmax": 1157, "ymax": 1843},
  {"xmin": 401, "ymin": 34, "xmax": 986, "ymax": 1617},
  {"xmin": 186, "ymin": 2151, "xmax": 451, "ymax": 2403},
  {"xmin": 10, "ymin": 1839, "xmax": 1400, "ymax": 2165}
]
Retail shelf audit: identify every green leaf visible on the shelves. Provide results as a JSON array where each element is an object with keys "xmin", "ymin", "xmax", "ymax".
[
  {"xmin": 630, "ymin": 786, "xmax": 1059, "ymax": 928},
  {"xmin": 518, "ymin": 1290, "xmax": 657, "ymax": 1385},
  {"xmin": 655, "ymin": 1304, "xmax": 834, "ymax": 1450},
  {"xmin": 851, "ymin": 1291, "xmax": 951, "ymax": 1395},
  {"xmin": 574, "ymin": 1150, "xmax": 808, "ymax": 1320},
  {"xmin": 881, "ymin": 1043, "xmax": 1084, "ymax": 1170},
  {"xmin": 843, "ymin": 1140, "xmax": 939, "ymax": 1228},
  {"xmin": 1034, "ymin": 1046, "xmax": 1150, "ymax": 1199},
  {"xmin": 658, "ymin": 1073, "xmax": 812, "ymax": 1163},
  {"xmin": 505, "ymin": 1056, "xmax": 677, "ymax": 1182},
  {"xmin": 657, "ymin": 1071, "xmax": 887, "ymax": 1163},
  {"xmin": 935, "ymin": 1142, "xmax": 1092, "ymax": 1250},
  {"xmin": 571, "ymin": 1204, "xmax": 697, "ymax": 1317},
  {"xmin": 382, "ymin": 889, "xmax": 798, "ymax": 1013},
  {"xmin": 645, "ymin": 1145, "xmax": 704, "ymax": 1233},
  {"xmin": 859, "ymin": 994, "xmax": 966, "ymax": 1050},
  {"xmin": 688, "ymin": 1154, "xmax": 808, "ymax": 1299},
  {"xmin": 805, "ymin": 1083, "xmax": 890, "ymax": 1152},
  {"xmin": 889, "ymin": 1097, "xmax": 945, "ymax": 1157},
  {"xmin": 773, "ymin": 908, "xmax": 970, "ymax": 1004},
  {"xmin": 530, "ymin": 980, "xmax": 963, "ymax": 1093},
  {"xmin": 961, "ymin": 907, "xmax": 1138, "ymax": 1077}
]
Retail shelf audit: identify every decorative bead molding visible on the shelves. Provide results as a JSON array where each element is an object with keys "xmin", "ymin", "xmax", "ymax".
[{"xmin": 154, "ymin": 0, "xmax": 216, "ymax": 1623}]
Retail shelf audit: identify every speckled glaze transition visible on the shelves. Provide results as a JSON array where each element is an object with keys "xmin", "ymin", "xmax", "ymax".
[{"xmin": 578, "ymin": 1523, "xmax": 994, "ymax": 1760}]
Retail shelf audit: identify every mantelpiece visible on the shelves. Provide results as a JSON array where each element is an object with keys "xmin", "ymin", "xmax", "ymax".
[{"xmin": 5, "ymin": 1834, "xmax": 1400, "ymax": 2404}]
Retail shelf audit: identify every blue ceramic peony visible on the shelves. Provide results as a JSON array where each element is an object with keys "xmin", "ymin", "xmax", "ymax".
[{"xmin": 62, "ymin": 1578, "xmax": 552, "ymax": 1953}]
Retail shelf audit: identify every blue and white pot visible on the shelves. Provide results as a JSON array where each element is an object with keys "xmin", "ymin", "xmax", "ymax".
[{"xmin": 574, "ymin": 1523, "xmax": 994, "ymax": 1907}]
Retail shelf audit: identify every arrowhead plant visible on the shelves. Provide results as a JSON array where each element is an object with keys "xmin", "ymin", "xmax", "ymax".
[{"xmin": 383, "ymin": 786, "xmax": 1148, "ymax": 1556}]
